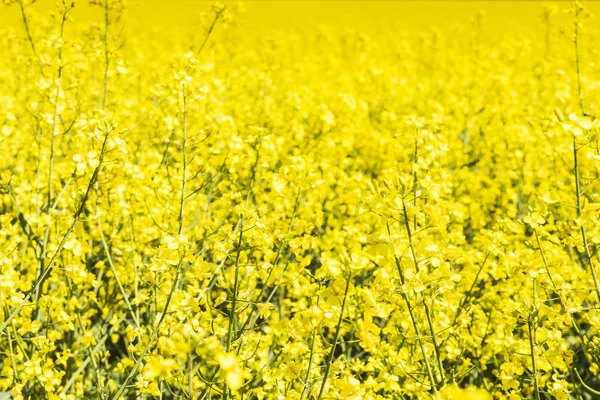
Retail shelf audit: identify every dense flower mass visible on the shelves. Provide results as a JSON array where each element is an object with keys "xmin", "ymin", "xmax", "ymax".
[{"xmin": 2, "ymin": 0, "xmax": 600, "ymax": 399}]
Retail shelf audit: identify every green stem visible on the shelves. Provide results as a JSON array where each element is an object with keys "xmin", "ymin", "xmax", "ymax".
[
  {"xmin": 179, "ymin": 86, "xmax": 188, "ymax": 235},
  {"xmin": 401, "ymin": 198, "xmax": 445, "ymax": 386},
  {"xmin": 223, "ymin": 214, "xmax": 244, "ymax": 400},
  {"xmin": 300, "ymin": 295, "xmax": 320, "ymax": 400},
  {"xmin": 102, "ymin": 0, "xmax": 110, "ymax": 108},
  {"xmin": 17, "ymin": 0, "xmax": 44, "ymax": 76},
  {"xmin": 316, "ymin": 276, "xmax": 351, "ymax": 400},
  {"xmin": 528, "ymin": 279, "xmax": 541, "ymax": 400},
  {"xmin": 387, "ymin": 221, "xmax": 438, "ymax": 395}
]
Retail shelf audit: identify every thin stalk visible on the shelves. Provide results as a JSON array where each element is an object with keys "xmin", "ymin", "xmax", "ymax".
[
  {"xmin": 102, "ymin": 0, "xmax": 110, "ymax": 108},
  {"xmin": 534, "ymin": 230, "xmax": 559, "ymax": 295},
  {"xmin": 574, "ymin": 10, "xmax": 584, "ymax": 114},
  {"xmin": 450, "ymin": 253, "xmax": 489, "ymax": 328},
  {"xmin": 196, "ymin": 8, "xmax": 224, "ymax": 56},
  {"xmin": 234, "ymin": 188, "xmax": 301, "ymax": 341},
  {"xmin": 573, "ymin": 137, "xmax": 600, "ymax": 302},
  {"xmin": 60, "ymin": 332, "xmax": 110, "ymax": 395},
  {"xmin": 33, "ymin": 2, "xmax": 72, "ymax": 319},
  {"xmin": 401, "ymin": 197, "xmax": 445, "ymax": 386},
  {"xmin": 75, "ymin": 314, "xmax": 102, "ymax": 388},
  {"xmin": 571, "ymin": 14, "xmax": 600, "ymax": 301},
  {"xmin": 413, "ymin": 127, "xmax": 419, "ymax": 231},
  {"xmin": 98, "ymin": 220, "xmax": 140, "ymax": 327},
  {"xmin": 299, "ymin": 294, "xmax": 321, "ymax": 400},
  {"xmin": 223, "ymin": 214, "xmax": 244, "ymax": 400},
  {"xmin": 534, "ymin": 229, "xmax": 596, "ymax": 361},
  {"xmin": 574, "ymin": 137, "xmax": 582, "ymax": 216},
  {"xmin": 424, "ymin": 302, "xmax": 445, "ymax": 386},
  {"xmin": 387, "ymin": 221, "xmax": 438, "ymax": 395},
  {"xmin": 188, "ymin": 352, "xmax": 194, "ymax": 399},
  {"xmin": 401, "ymin": 198, "xmax": 419, "ymax": 273},
  {"xmin": 397, "ymin": 261, "xmax": 438, "ymax": 393},
  {"xmin": 544, "ymin": 9, "xmax": 551, "ymax": 61},
  {"xmin": 129, "ymin": 217, "xmax": 141, "ymax": 324},
  {"xmin": 528, "ymin": 279, "xmax": 541, "ymax": 400},
  {"xmin": 6, "ymin": 329, "xmax": 18, "ymax": 385},
  {"xmin": 48, "ymin": 85, "xmax": 59, "ymax": 212},
  {"xmin": 574, "ymin": 367, "xmax": 600, "ymax": 396},
  {"xmin": 2, "ymin": 287, "xmax": 19, "ymax": 386},
  {"xmin": 300, "ymin": 327, "xmax": 318, "ymax": 400},
  {"xmin": 244, "ymin": 137, "xmax": 262, "ymax": 205},
  {"xmin": 111, "ymin": 257, "xmax": 184, "ymax": 400},
  {"xmin": 179, "ymin": 86, "xmax": 188, "ymax": 235},
  {"xmin": 580, "ymin": 223, "xmax": 600, "ymax": 302},
  {"xmin": 17, "ymin": 0, "xmax": 44, "ymax": 76},
  {"xmin": 316, "ymin": 276, "xmax": 351, "ymax": 400},
  {"xmin": 47, "ymin": 0, "xmax": 70, "ymax": 208}
]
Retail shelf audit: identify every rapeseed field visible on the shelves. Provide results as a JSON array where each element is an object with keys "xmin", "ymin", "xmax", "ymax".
[{"xmin": 2, "ymin": 1, "xmax": 600, "ymax": 399}]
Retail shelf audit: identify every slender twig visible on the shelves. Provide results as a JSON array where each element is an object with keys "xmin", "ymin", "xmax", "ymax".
[
  {"xmin": 17, "ymin": 0, "xmax": 44, "ymax": 76},
  {"xmin": 387, "ymin": 221, "xmax": 438, "ymax": 395},
  {"xmin": 571, "ymin": 5, "xmax": 600, "ymax": 302},
  {"xmin": 179, "ymin": 86, "xmax": 188, "ymax": 235},
  {"xmin": 196, "ymin": 8, "xmax": 224, "ymax": 56},
  {"xmin": 111, "ymin": 256, "xmax": 185, "ymax": 400},
  {"xmin": 450, "ymin": 253, "xmax": 490, "ymax": 328},
  {"xmin": 102, "ymin": 0, "xmax": 110, "ymax": 108},
  {"xmin": 528, "ymin": 279, "xmax": 541, "ymax": 400},
  {"xmin": 574, "ymin": 367, "xmax": 600, "ymax": 396},
  {"xmin": 400, "ymin": 197, "xmax": 445, "ymax": 386},
  {"xmin": 300, "ymin": 322, "xmax": 318, "ymax": 400},
  {"xmin": 60, "ymin": 332, "xmax": 110, "ymax": 395},
  {"xmin": 98, "ymin": 219, "xmax": 140, "ymax": 327},
  {"xmin": 316, "ymin": 276, "xmax": 351, "ymax": 400},
  {"xmin": 574, "ymin": 5, "xmax": 585, "ymax": 115},
  {"xmin": 223, "ymin": 214, "xmax": 244, "ymax": 400},
  {"xmin": 188, "ymin": 351, "xmax": 194, "ymax": 399},
  {"xmin": 33, "ymin": 1, "xmax": 73, "ymax": 320},
  {"xmin": 234, "ymin": 188, "xmax": 302, "ymax": 341}
]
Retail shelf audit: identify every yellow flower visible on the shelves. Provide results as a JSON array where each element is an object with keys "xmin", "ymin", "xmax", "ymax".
[
  {"xmin": 141, "ymin": 356, "xmax": 179, "ymax": 380},
  {"xmin": 441, "ymin": 385, "xmax": 491, "ymax": 400},
  {"xmin": 216, "ymin": 353, "xmax": 243, "ymax": 391},
  {"xmin": 523, "ymin": 212, "xmax": 545, "ymax": 228}
]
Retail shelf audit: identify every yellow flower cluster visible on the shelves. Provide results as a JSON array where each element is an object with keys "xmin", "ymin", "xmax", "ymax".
[{"xmin": 1, "ymin": 1, "xmax": 600, "ymax": 399}]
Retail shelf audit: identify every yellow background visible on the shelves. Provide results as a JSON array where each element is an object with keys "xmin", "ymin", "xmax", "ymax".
[{"xmin": 3, "ymin": 1, "xmax": 600, "ymax": 35}]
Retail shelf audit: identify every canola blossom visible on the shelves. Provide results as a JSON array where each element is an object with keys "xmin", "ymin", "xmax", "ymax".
[{"xmin": 1, "ymin": 1, "xmax": 600, "ymax": 399}]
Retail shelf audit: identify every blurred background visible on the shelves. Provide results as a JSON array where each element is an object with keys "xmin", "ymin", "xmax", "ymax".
[{"xmin": 3, "ymin": 1, "xmax": 600, "ymax": 35}]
